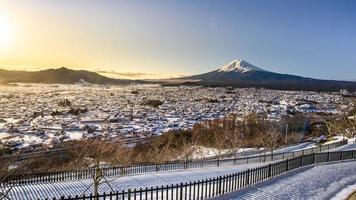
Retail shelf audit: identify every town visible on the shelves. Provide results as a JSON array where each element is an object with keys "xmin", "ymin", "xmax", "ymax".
[{"xmin": 0, "ymin": 83, "xmax": 350, "ymax": 152}]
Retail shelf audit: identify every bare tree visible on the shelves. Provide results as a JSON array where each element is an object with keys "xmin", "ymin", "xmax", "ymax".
[
  {"xmin": 326, "ymin": 114, "xmax": 356, "ymax": 139},
  {"xmin": 67, "ymin": 139, "xmax": 126, "ymax": 198},
  {"xmin": 257, "ymin": 124, "xmax": 283, "ymax": 160},
  {"xmin": 0, "ymin": 153, "xmax": 29, "ymax": 200}
]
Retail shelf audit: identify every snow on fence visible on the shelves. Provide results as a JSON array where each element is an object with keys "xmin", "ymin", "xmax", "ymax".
[
  {"xmin": 1, "ymin": 140, "xmax": 347, "ymax": 187},
  {"xmin": 49, "ymin": 149, "xmax": 356, "ymax": 200}
]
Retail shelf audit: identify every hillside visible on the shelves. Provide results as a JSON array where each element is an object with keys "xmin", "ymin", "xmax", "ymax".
[{"xmin": 0, "ymin": 67, "xmax": 143, "ymax": 85}]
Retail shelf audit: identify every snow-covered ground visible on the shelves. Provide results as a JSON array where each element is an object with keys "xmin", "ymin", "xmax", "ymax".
[
  {"xmin": 330, "ymin": 140, "xmax": 356, "ymax": 152},
  {"xmin": 194, "ymin": 139, "xmax": 345, "ymax": 160},
  {"xmin": 330, "ymin": 182, "xmax": 356, "ymax": 200},
  {"xmin": 190, "ymin": 146, "xmax": 263, "ymax": 159},
  {"xmin": 6, "ymin": 160, "xmax": 356, "ymax": 200},
  {"xmin": 3, "ymin": 162, "xmax": 269, "ymax": 200},
  {"xmin": 215, "ymin": 161, "xmax": 356, "ymax": 200},
  {"xmin": 323, "ymin": 136, "xmax": 346, "ymax": 145},
  {"xmin": 273, "ymin": 142, "xmax": 317, "ymax": 154},
  {"xmin": 4, "ymin": 140, "xmax": 346, "ymax": 188}
]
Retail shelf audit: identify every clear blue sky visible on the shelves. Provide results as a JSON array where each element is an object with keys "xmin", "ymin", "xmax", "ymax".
[{"xmin": 1, "ymin": 0, "xmax": 356, "ymax": 80}]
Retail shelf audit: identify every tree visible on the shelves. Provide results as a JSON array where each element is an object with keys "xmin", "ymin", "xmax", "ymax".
[
  {"xmin": 265, "ymin": 126, "xmax": 282, "ymax": 154},
  {"xmin": 0, "ymin": 151, "xmax": 29, "ymax": 200},
  {"xmin": 67, "ymin": 139, "xmax": 127, "ymax": 198},
  {"xmin": 142, "ymin": 100, "xmax": 163, "ymax": 108},
  {"xmin": 326, "ymin": 114, "xmax": 356, "ymax": 139},
  {"xmin": 58, "ymin": 99, "xmax": 72, "ymax": 107},
  {"xmin": 246, "ymin": 114, "xmax": 284, "ymax": 161}
]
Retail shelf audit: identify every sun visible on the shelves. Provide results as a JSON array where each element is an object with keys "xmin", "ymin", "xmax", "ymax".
[{"xmin": 0, "ymin": 16, "xmax": 13, "ymax": 48}]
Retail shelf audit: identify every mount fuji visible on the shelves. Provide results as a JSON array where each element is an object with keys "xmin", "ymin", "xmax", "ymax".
[
  {"xmin": 180, "ymin": 59, "xmax": 356, "ymax": 92},
  {"xmin": 217, "ymin": 59, "xmax": 266, "ymax": 73}
]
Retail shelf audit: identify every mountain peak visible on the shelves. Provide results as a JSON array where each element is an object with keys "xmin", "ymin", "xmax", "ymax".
[
  {"xmin": 218, "ymin": 59, "xmax": 265, "ymax": 73},
  {"xmin": 56, "ymin": 67, "xmax": 71, "ymax": 71}
]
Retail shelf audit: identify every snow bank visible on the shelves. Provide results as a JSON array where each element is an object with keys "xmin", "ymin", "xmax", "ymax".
[{"xmin": 330, "ymin": 182, "xmax": 356, "ymax": 200}]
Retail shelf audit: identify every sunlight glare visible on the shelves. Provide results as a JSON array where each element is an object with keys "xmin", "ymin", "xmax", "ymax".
[{"xmin": 0, "ymin": 16, "xmax": 13, "ymax": 48}]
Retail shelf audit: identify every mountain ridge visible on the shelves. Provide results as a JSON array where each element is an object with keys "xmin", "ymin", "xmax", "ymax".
[
  {"xmin": 0, "ymin": 67, "xmax": 143, "ymax": 85},
  {"xmin": 1, "ymin": 62, "xmax": 355, "ymax": 92},
  {"xmin": 179, "ymin": 59, "xmax": 356, "ymax": 92}
]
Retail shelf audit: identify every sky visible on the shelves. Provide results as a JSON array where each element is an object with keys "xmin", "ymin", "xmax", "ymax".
[{"xmin": 0, "ymin": 0, "xmax": 355, "ymax": 80}]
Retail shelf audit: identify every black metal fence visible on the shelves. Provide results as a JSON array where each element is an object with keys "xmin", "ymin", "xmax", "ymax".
[
  {"xmin": 1, "ymin": 140, "xmax": 347, "ymax": 187},
  {"xmin": 54, "ymin": 149, "xmax": 356, "ymax": 200}
]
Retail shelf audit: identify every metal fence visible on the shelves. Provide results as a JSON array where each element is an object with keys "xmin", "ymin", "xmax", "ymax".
[
  {"xmin": 1, "ymin": 140, "xmax": 347, "ymax": 187},
  {"xmin": 53, "ymin": 149, "xmax": 356, "ymax": 200}
]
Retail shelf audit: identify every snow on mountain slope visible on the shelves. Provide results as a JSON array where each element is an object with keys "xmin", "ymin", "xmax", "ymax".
[
  {"xmin": 180, "ymin": 59, "xmax": 356, "ymax": 92},
  {"xmin": 218, "ymin": 59, "xmax": 266, "ymax": 73}
]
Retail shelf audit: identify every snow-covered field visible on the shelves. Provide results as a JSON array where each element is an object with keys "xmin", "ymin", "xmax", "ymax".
[
  {"xmin": 215, "ymin": 161, "xmax": 356, "ymax": 200},
  {"xmin": 3, "ymin": 162, "xmax": 269, "ymax": 200}
]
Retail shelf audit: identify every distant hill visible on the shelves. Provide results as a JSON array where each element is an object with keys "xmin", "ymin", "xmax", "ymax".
[
  {"xmin": 179, "ymin": 59, "xmax": 356, "ymax": 92},
  {"xmin": 0, "ymin": 67, "xmax": 144, "ymax": 85}
]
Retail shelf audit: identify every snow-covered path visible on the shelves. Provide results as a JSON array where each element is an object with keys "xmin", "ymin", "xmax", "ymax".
[
  {"xmin": 330, "ymin": 143, "xmax": 356, "ymax": 152},
  {"xmin": 273, "ymin": 142, "xmax": 317, "ymax": 154},
  {"xmin": 4, "ymin": 162, "xmax": 268, "ymax": 200},
  {"xmin": 215, "ymin": 161, "xmax": 356, "ymax": 200}
]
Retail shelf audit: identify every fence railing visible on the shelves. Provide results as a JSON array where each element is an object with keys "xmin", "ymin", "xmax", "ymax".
[
  {"xmin": 0, "ymin": 140, "xmax": 347, "ymax": 187},
  {"xmin": 52, "ymin": 149, "xmax": 356, "ymax": 200}
]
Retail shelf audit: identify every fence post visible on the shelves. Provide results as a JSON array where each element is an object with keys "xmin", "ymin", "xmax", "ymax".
[
  {"xmin": 268, "ymin": 164, "xmax": 272, "ymax": 177},
  {"xmin": 246, "ymin": 169, "xmax": 250, "ymax": 186},
  {"xmin": 300, "ymin": 155, "xmax": 304, "ymax": 166},
  {"xmin": 180, "ymin": 183, "xmax": 183, "ymax": 200},
  {"xmin": 312, "ymin": 153, "xmax": 315, "ymax": 164},
  {"xmin": 286, "ymin": 159, "xmax": 289, "ymax": 171},
  {"xmin": 218, "ymin": 176, "xmax": 222, "ymax": 194},
  {"xmin": 327, "ymin": 152, "xmax": 330, "ymax": 162},
  {"xmin": 128, "ymin": 189, "xmax": 131, "ymax": 200}
]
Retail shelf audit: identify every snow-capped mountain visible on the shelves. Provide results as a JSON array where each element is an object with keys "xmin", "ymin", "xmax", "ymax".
[
  {"xmin": 218, "ymin": 59, "xmax": 266, "ymax": 73},
  {"xmin": 180, "ymin": 59, "xmax": 356, "ymax": 92}
]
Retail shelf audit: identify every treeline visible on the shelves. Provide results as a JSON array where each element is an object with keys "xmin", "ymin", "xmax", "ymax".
[{"xmin": 130, "ymin": 113, "xmax": 302, "ymax": 163}]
